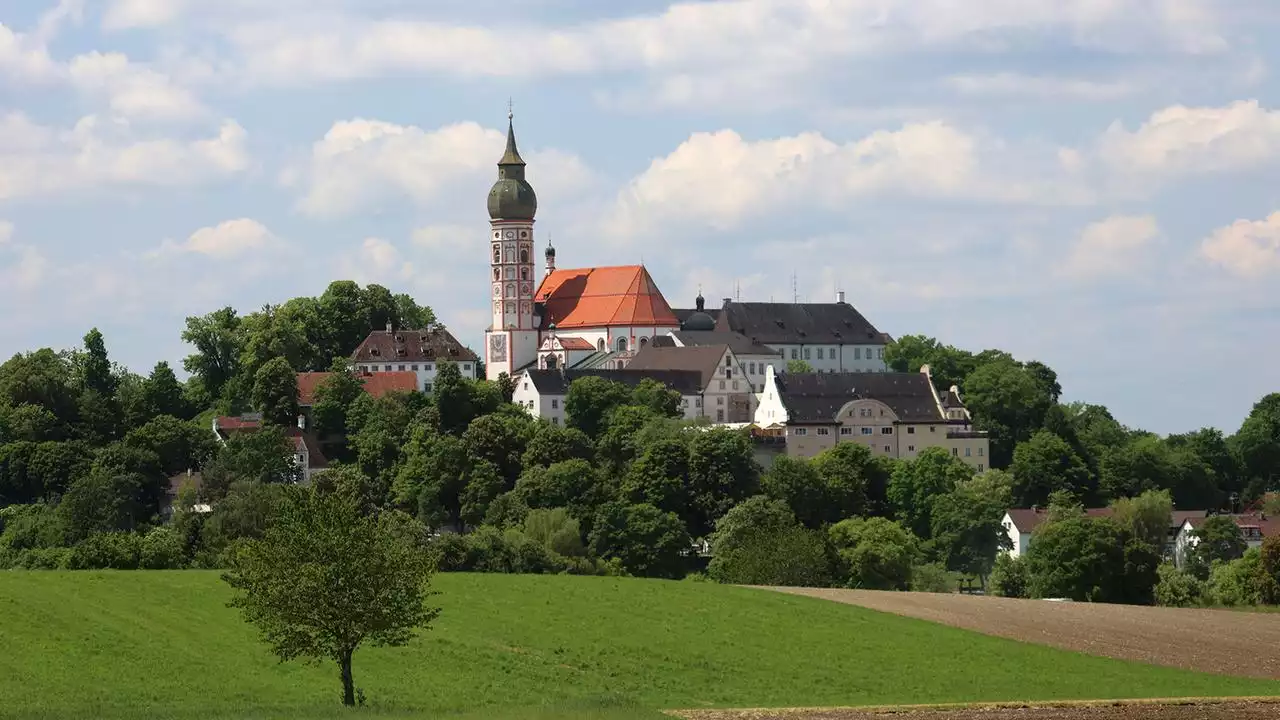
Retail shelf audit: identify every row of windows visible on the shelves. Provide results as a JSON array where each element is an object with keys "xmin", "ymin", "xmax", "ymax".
[
  {"xmin": 951, "ymin": 446, "xmax": 985, "ymax": 457},
  {"xmin": 368, "ymin": 362, "xmax": 472, "ymax": 374},
  {"xmin": 788, "ymin": 347, "xmax": 885, "ymax": 361}
]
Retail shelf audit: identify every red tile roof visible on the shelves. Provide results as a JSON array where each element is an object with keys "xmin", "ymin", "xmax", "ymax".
[
  {"xmin": 1185, "ymin": 512, "xmax": 1280, "ymax": 537},
  {"xmin": 296, "ymin": 371, "xmax": 418, "ymax": 406},
  {"xmin": 535, "ymin": 265, "xmax": 679, "ymax": 329},
  {"xmin": 553, "ymin": 336, "xmax": 596, "ymax": 351}
]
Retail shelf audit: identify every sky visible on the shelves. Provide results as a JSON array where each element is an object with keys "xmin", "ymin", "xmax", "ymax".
[{"xmin": 1, "ymin": 0, "xmax": 1279, "ymax": 437}]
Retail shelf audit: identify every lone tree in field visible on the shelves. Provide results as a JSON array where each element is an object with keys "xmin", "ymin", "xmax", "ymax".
[{"xmin": 222, "ymin": 472, "xmax": 439, "ymax": 705}]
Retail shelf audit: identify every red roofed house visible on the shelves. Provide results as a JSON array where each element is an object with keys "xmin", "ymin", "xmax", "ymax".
[
  {"xmin": 295, "ymin": 369, "xmax": 418, "ymax": 432},
  {"xmin": 1174, "ymin": 512, "xmax": 1280, "ymax": 569},
  {"xmin": 481, "ymin": 112, "xmax": 681, "ymax": 380},
  {"xmin": 1002, "ymin": 506, "xmax": 1208, "ymax": 560},
  {"xmin": 211, "ymin": 414, "xmax": 328, "ymax": 485}
]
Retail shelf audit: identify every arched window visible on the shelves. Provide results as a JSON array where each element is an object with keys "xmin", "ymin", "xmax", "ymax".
[
  {"xmin": 505, "ymin": 247, "xmax": 515, "ymax": 263},
  {"xmin": 504, "ymin": 267, "xmax": 514, "ymax": 280},
  {"xmin": 597, "ymin": 339, "xmax": 606, "ymax": 351},
  {"xmin": 520, "ymin": 248, "xmax": 529, "ymax": 263},
  {"xmin": 492, "ymin": 246, "xmax": 500, "ymax": 263},
  {"xmin": 506, "ymin": 283, "xmax": 515, "ymax": 297},
  {"xmin": 520, "ymin": 267, "xmax": 529, "ymax": 281},
  {"xmin": 545, "ymin": 354, "xmax": 559, "ymax": 370},
  {"xmin": 616, "ymin": 337, "xmax": 628, "ymax": 352}
]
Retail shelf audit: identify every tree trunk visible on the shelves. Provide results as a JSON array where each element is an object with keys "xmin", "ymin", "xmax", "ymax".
[{"xmin": 340, "ymin": 649, "xmax": 355, "ymax": 706}]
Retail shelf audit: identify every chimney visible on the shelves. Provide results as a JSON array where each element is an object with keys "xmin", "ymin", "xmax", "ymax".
[{"xmin": 836, "ymin": 290, "xmax": 846, "ymax": 304}]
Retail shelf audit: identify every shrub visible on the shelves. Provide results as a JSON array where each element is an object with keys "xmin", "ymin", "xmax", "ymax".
[
  {"xmin": 989, "ymin": 553, "xmax": 1029, "ymax": 598},
  {"xmin": 708, "ymin": 523, "xmax": 834, "ymax": 587},
  {"xmin": 68, "ymin": 532, "xmax": 142, "ymax": 570},
  {"xmin": 10, "ymin": 547, "xmax": 73, "ymax": 569},
  {"xmin": 910, "ymin": 562, "xmax": 957, "ymax": 594},
  {"xmin": 523, "ymin": 508, "xmax": 586, "ymax": 558},
  {"xmin": 1207, "ymin": 549, "xmax": 1265, "ymax": 607},
  {"xmin": 1153, "ymin": 563, "xmax": 1205, "ymax": 607},
  {"xmin": 828, "ymin": 517, "xmax": 918, "ymax": 591},
  {"xmin": 139, "ymin": 527, "xmax": 186, "ymax": 569}
]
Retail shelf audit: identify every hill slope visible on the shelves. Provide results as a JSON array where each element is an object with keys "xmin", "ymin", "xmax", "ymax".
[{"xmin": 0, "ymin": 572, "xmax": 1277, "ymax": 719}]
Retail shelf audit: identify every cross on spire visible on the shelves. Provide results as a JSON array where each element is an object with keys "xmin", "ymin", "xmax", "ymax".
[{"xmin": 507, "ymin": 97, "xmax": 514, "ymax": 120}]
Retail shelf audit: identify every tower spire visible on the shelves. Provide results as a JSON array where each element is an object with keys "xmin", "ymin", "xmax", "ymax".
[{"xmin": 499, "ymin": 100, "xmax": 525, "ymax": 167}]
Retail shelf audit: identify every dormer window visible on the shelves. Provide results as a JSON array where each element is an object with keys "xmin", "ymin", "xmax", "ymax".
[{"xmin": 370, "ymin": 348, "xmax": 380, "ymax": 357}]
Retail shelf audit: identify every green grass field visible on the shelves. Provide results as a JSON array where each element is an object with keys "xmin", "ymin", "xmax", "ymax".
[{"xmin": 1, "ymin": 572, "xmax": 1277, "ymax": 720}]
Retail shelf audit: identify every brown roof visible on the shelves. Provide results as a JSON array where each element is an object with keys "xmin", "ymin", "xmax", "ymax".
[
  {"xmin": 626, "ymin": 344, "xmax": 728, "ymax": 389},
  {"xmin": 351, "ymin": 327, "xmax": 478, "ymax": 365},
  {"xmin": 1186, "ymin": 512, "xmax": 1280, "ymax": 537},
  {"xmin": 777, "ymin": 372, "xmax": 943, "ymax": 425},
  {"xmin": 1007, "ymin": 508, "xmax": 1209, "ymax": 534},
  {"xmin": 296, "ymin": 371, "xmax": 418, "ymax": 406},
  {"xmin": 552, "ymin": 336, "xmax": 596, "ymax": 351},
  {"xmin": 534, "ymin": 265, "xmax": 679, "ymax": 329}
]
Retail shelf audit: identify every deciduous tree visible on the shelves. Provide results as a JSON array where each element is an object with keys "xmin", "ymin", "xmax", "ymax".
[{"xmin": 222, "ymin": 478, "xmax": 439, "ymax": 706}]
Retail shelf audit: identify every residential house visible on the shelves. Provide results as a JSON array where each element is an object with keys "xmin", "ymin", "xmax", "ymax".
[
  {"xmin": 754, "ymin": 365, "xmax": 990, "ymax": 467},
  {"xmin": 351, "ymin": 323, "xmax": 479, "ymax": 392},
  {"xmin": 211, "ymin": 414, "xmax": 328, "ymax": 485},
  {"xmin": 653, "ymin": 329, "xmax": 783, "ymax": 394},
  {"xmin": 1174, "ymin": 512, "xmax": 1280, "ymax": 568},
  {"xmin": 1002, "ymin": 507, "xmax": 1207, "ymax": 559},
  {"xmin": 295, "ymin": 369, "xmax": 418, "ymax": 432},
  {"xmin": 512, "ymin": 368, "xmax": 706, "ymax": 425},
  {"xmin": 627, "ymin": 343, "xmax": 754, "ymax": 423},
  {"xmin": 161, "ymin": 470, "xmax": 210, "ymax": 521}
]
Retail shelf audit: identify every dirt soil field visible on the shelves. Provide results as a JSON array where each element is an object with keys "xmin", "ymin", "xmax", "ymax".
[
  {"xmin": 672, "ymin": 698, "xmax": 1280, "ymax": 719},
  {"xmin": 759, "ymin": 588, "xmax": 1280, "ymax": 679}
]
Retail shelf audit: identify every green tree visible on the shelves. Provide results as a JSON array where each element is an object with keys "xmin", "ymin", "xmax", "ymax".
[
  {"xmin": 883, "ymin": 335, "xmax": 976, "ymax": 391},
  {"xmin": 685, "ymin": 428, "xmax": 761, "ymax": 538},
  {"xmin": 785, "ymin": 359, "xmax": 814, "ymax": 374},
  {"xmin": 989, "ymin": 553, "xmax": 1029, "ymax": 598},
  {"xmin": 317, "ymin": 281, "xmax": 370, "ymax": 364},
  {"xmin": 239, "ymin": 304, "xmax": 317, "ymax": 380},
  {"xmin": 252, "ymin": 358, "xmax": 300, "ymax": 428},
  {"xmin": 461, "ymin": 412, "xmax": 532, "ymax": 487},
  {"xmin": 181, "ymin": 307, "xmax": 243, "ymax": 402},
  {"xmin": 887, "ymin": 447, "xmax": 972, "ymax": 540},
  {"xmin": 80, "ymin": 328, "xmax": 117, "ymax": 397},
  {"xmin": 963, "ymin": 359, "xmax": 1055, "ymax": 468},
  {"xmin": 565, "ymin": 376, "xmax": 632, "ymax": 437},
  {"xmin": 1153, "ymin": 563, "xmax": 1206, "ymax": 607},
  {"xmin": 929, "ymin": 469, "xmax": 1014, "ymax": 587},
  {"xmin": 588, "ymin": 501, "xmax": 690, "ymax": 579},
  {"xmin": 707, "ymin": 495, "xmax": 833, "ymax": 587},
  {"xmin": 809, "ymin": 442, "xmax": 874, "ymax": 522},
  {"xmin": 630, "ymin": 378, "xmax": 683, "ymax": 418},
  {"xmin": 522, "ymin": 422, "xmax": 592, "ymax": 468},
  {"xmin": 311, "ymin": 362, "xmax": 366, "ymax": 438},
  {"xmin": 1231, "ymin": 393, "xmax": 1280, "ymax": 500},
  {"xmin": 141, "ymin": 361, "xmax": 191, "ymax": 421},
  {"xmin": 433, "ymin": 362, "xmax": 474, "ymax": 435},
  {"xmin": 828, "ymin": 516, "xmax": 919, "ymax": 590},
  {"xmin": 222, "ymin": 480, "xmax": 439, "ymax": 706},
  {"xmin": 1186, "ymin": 514, "xmax": 1247, "ymax": 578},
  {"xmin": 1010, "ymin": 430, "xmax": 1092, "ymax": 507},
  {"xmin": 125, "ymin": 415, "xmax": 218, "ymax": 476},
  {"xmin": 1109, "ymin": 489, "xmax": 1173, "ymax": 552},
  {"xmin": 57, "ymin": 469, "xmax": 144, "ymax": 541},
  {"xmin": 393, "ymin": 293, "xmax": 436, "ymax": 331}
]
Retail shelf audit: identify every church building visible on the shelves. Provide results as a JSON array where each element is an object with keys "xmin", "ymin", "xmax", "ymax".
[{"xmin": 483, "ymin": 113, "xmax": 682, "ymax": 380}]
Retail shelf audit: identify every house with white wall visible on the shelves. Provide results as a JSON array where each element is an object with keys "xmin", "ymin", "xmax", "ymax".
[
  {"xmin": 1174, "ymin": 513, "xmax": 1278, "ymax": 568},
  {"xmin": 1002, "ymin": 507, "xmax": 1207, "ymax": 560},
  {"xmin": 754, "ymin": 364, "xmax": 990, "ymax": 466},
  {"xmin": 351, "ymin": 323, "xmax": 479, "ymax": 392},
  {"xmin": 211, "ymin": 415, "xmax": 327, "ymax": 485},
  {"xmin": 512, "ymin": 368, "xmax": 707, "ymax": 425}
]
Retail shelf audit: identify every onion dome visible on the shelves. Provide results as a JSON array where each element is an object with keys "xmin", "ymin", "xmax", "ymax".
[
  {"xmin": 486, "ymin": 112, "xmax": 538, "ymax": 221},
  {"xmin": 682, "ymin": 292, "xmax": 716, "ymax": 331}
]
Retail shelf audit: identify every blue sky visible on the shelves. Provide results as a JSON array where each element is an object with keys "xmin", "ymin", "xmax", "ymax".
[{"xmin": 2, "ymin": 0, "xmax": 1279, "ymax": 436}]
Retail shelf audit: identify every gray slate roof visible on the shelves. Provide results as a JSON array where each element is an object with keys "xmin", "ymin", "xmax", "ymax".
[
  {"xmin": 626, "ymin": 345, "xmax": 728, "ymax": 389},
  {"xmin": 671, "ymin": 330, "xmax": 780, "ymax": 357},
  {"xmin": 778, "ymin": 372, "xmax": 943, "ymax": 424},
  {"xmin": 717, "ymin": 301, "xmax": 884, "ymax": 346},
  {"xmin": 522, "ymin": 368, "xmax": 705, "ymax": 396}
]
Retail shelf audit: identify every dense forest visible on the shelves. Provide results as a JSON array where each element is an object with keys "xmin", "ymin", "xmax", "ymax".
[{"xmin": 1, "ymin": 281, "xmax": 1278, "ymax": 607}]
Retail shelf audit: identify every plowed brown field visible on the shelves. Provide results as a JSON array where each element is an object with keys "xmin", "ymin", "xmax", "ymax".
[
  {"xmin": 758, "ymin": 587, "xmax": 1280, "ymax": 679},
  {"xmin": 672, "ymin": 698, "xmax": 1280, "ymax": 719}
]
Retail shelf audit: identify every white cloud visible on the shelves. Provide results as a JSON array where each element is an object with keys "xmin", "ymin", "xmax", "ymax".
[
  {"xmin": 1201, "ymin": 212, "xmax": 1280, "ymax": 278},
  {"xmin": 0, "ymin": 22, "xmax": 61, "ymax": 82},
  {"xmin": 1061, "ymin": 215, "xmax": 1161, "ymax": 280},
  {"xmin": 1096, "ymin": 100, "xmax": 1280, "ymax": 175},
  {"xmin": 68, "ymin": 51, "xmax": 205, "ymax": 122},
  {"xmin": 151, "ymin": 218, "xmax": 278, "ymax": 260},
  {"xmin": 946, "ymin": 73, "xmax": 1134, "ymax": 100},
  {"xmin": 610, "ymin": 123, "xmax": 983, "ymax": 234},
  {"xmin": 0, "ymin": 224, "xmax": 49, "ymax": 292},
  {"xmin": 412, "ymin": 224, "xmax": 477, "ymax": 253},
  {"xmin": 293, "ymin": 118, "xmax": 591, "ymax": 218},
  {"xmin": 0, "ymin": 114, "xmax": 248, "ymax": 201},
  {"xmin": 0, "ymin": 221, "xmax": 12, "ymax": 245},
  {"xmin": 335, "ymin": 237, "xmax": 417, "ymax": 288},
  {"xmin": 149, "ymin": 0, "xmax": 1223, "ymax": 97}
]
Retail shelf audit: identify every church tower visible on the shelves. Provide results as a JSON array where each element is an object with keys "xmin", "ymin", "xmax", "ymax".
[{"xmin": 484, "ymin": 109, "xmax": 540, "ymax": 381}]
